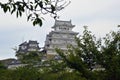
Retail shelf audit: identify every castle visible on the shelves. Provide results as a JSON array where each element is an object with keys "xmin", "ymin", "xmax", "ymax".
[
  {"xmin": 44, "ymin": 20, "xmax": 78, "ymax": 59},
  {"xmin": 16, "ymin": 20, "xmax": 78, "ymax": 60},
  {"xmin": 7, "ymin": 20, "xmax": 78, "ymax": 69}
]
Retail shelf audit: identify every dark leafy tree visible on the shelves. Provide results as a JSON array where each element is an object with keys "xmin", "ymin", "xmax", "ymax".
[
  {"xmin": 56, "ymin": 26, "xmax": 120, "ymax": 80},
  {"xmin": 56, "ymin": 26, "xmax": 100, "ymax": 80},
  {"xmin": 97, "ymin": 29, "xmax": 120, "ymax": 80},
  {"xmin": 11, "ymin": 66, "xmax": 40, "ymax": 80},
  {"xmin": 0, "ymin": 66, "xmax": 40, "ymax": 80},
  {"xmin": 19, "ymin": 51, "xmax": 44, "ymax": 67},
  {"xmin": 0, "ymin": 62, "xmax": 7, "ymax": 69},
  {"xmin": 0, "ymin": 0, "xmax": 70, "ymax": 26}
]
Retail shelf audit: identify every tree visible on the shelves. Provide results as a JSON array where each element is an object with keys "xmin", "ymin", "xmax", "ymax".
[
  {"xmin": 0, "ymin": 66, "xmax": 41, "ymax": 80},
  {"xmin": 97, "ymin": 29, "xmax": 120, "ymax": 80},
  {"xmin": 56, "ymin": 26, "xmax": 120, "ymax": 80},
  {"xmin": 0, "ymin": 62, "xmax": 6, "ymax": 69},
  {"xmin": 16, "ymin": 51, "xmax": 47, "ymax": 70},
  {"xmin": 11, "ymin": 66, "xmax": 40, "ymax": 80},
  {"xmin": 0, "ymin": 0, "xmax": 70, "ymax": 26}
]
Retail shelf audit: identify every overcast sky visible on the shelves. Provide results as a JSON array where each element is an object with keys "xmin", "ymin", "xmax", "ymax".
[{"xmin": 0, "ymin": 0, "xmax": 120, "ymax": 60}]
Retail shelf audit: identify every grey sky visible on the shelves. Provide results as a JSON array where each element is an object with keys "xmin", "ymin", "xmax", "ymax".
[{"xmin": 0, "ymin": 0, "xmax": 120, "ymax": 60}]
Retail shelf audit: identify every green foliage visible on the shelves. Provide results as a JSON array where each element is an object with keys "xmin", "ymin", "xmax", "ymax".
[
  {"xmin": 12, "ymin": 67, "xmax": 40, "ymax": 80},
  {"xmin": 33, "ymin": 17, "xmax": 42, "ymax": 26},
  {"xmin": 0, "ymin": 65, "xmax": 85, "ymax": 80},
  {"xmin": 98, "ymin": 30, "xmax": 120, "ymax": 80},
  {"xmin": 0, "ymin": 67, "xmax": 40, "ymax": 80},
  {"xmin": 48, "ymin": 60, "xmax": 66, "ymax": 73},
  {"xmin": 40, "ymin": 71, "xmax": 86, "ymax": 80},
  {"xmin": 56, "ymin": 26, "xmax": 120, "ymax": 80},
  {"xmin": 56, "ymin": 26, "xmax": 100, "ymax": 80},
  {"xmin": 0, "ymin": 62, "xmax": 6, "ymax": 69},
  {"xmin": 19, "ymin": 51, "xmax": 43, "ymax": 66}
]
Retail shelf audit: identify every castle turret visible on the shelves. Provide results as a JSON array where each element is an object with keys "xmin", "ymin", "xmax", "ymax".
[
  {"xmin": 44, "ymin": 20, "xmax": 78, "ymax": 59},
  {"xmin": 16, "ymin": 40, "xmax": 40, "ymax": 59}
]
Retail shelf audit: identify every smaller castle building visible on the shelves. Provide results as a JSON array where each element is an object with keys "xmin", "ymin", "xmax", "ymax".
[{"xmin": 16, "ymin": 40, "xmax": 40, "ymax": 59}]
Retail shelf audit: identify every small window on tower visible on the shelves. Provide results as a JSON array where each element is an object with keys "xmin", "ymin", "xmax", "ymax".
[
  {"xmin": 67, "ymin": 28, "xmax": 69, "ymax": 30},
  {"xmin": 21, "ymin": 46, "xmax": 27, "ymax": 50},
  {"xmin": 47, "ymin": 44, "xmax": 49, "ymax": 47},
  {"xmin": 49, "ymin": 39, "xmax": 52, "ymax": 41}
]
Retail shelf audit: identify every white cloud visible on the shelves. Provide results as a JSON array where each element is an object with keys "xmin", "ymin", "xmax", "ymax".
[{"xmin": 58, "ymin": 0, "xmax": 120, "ymax": 18}]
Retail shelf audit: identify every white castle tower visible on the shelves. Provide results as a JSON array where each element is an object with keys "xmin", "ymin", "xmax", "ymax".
[{"xmin": 44, "ymin": 20, "xmax": 78, "ymax": 58}]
